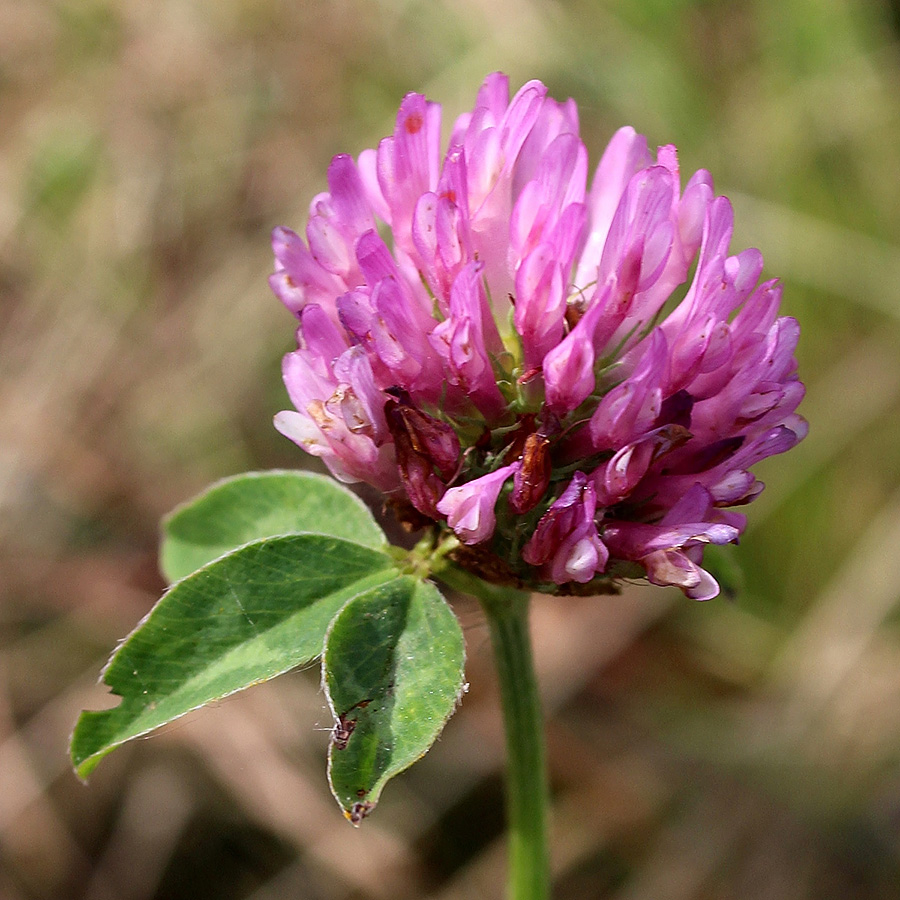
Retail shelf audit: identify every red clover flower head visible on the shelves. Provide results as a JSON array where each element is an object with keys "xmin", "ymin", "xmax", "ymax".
[{"xmin": 270, "ymin": 74, "xmax": 806, "ymax": 600}]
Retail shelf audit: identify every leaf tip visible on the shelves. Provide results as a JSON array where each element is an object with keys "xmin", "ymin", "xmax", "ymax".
[
  {"xmin": 69, "ymin": 719, "xmax": 106, "ymax": 782},
  {"xmin": 343, "ymin": 799, "xmax": 376, "ymax": 827}
]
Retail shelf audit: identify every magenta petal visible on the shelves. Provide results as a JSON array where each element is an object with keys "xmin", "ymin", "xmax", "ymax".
[
  {"xmin": 437, "ymin": 463, "xmax": 520, "ymax": 544},
  {"xmin": 522, "ymin": 472, "xmax": 607, "ymax": 584},
  {"xmin": 642, "ymin": 548, "xmax": 721, "ymax": 600},
  {"xmin": 412, "ymin": 192, "xmax": 465, "ymax": 308},
  {"xmin": 378, "ymin": 92, "xmax": 442, "ymax": 213},
  {"xmin": 555, "ymin": 533, "xmax": 608, "ymax": 584},
  {"xmin": 590, "ymin": 329, "xmax": 667, "ymax": 449},
  {"xmin": 514, "ymin": 244, "xmax": 567, "ymax": 368},
  {"xmin": 542, "ymin": 300, "xmax": 601, "ymax": 413},
  {"xmin": 602, "ymin": 518, "xmax": 739, "ymax": 560},
  {"xmin": 270, "ymin": 76, "xmax": 805, "ymax": 595},
  {"xmin": 332, "ymin": 347, "xmax": 387, "ymax": 440},
  {"xmin": 356, "ymin": 147, "xmax": 391, "ymax": 222},
  {"xmin": 307, "ymin": 203, "xmax": 353, "ymax": 277},
  {"xmin": 575, "ymin": 127, "xmax": 652, "ymax": 285},
  {"xmin": 599, "ymin": 167, "xmax": 676, "ymax": 286},
  {"xmin": 270, "ymin": 226, "xmax": 345, "ymax": 317},
  {"xmin": 326, "ymin": 153, "xmax": 375, "ymax": 235},
  {"xmin": 661, "ymin": 482, "xmax": 716, "ymax": 524},
  {"xmin": 298, "ymin": 304, "xmax": 348, "ymax": 373},
  {"xmin": 431, "ymin": 263, "xmax": 507, "ymax": 419}
]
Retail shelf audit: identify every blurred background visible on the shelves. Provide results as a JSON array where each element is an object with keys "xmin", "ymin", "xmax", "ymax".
[{"xmin": 3, "ymin": 0, "xmax": 900, "ymax": 897}]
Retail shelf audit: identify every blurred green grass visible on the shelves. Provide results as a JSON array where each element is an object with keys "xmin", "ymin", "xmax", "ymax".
[{"xmin": 2, "ymin": 1, "xmax": 900, "ymax": 898}]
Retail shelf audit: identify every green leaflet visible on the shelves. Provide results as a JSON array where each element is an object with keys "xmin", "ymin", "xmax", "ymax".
[
  {"xmin": 72, "ymin": 534, "xmax": 396, "ymax": 779},
  {"xmin": 324, "ymin": 577, "xmax": 466, "ymax": 824},
  {"xmin": 161, "ymin": 470, "xmax": 387, "ymax": 583}
]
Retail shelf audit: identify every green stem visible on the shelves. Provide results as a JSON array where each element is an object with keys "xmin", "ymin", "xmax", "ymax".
[{"xmin": 437, "ymin": 566, "xmax": 550, "ymax": 900}]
